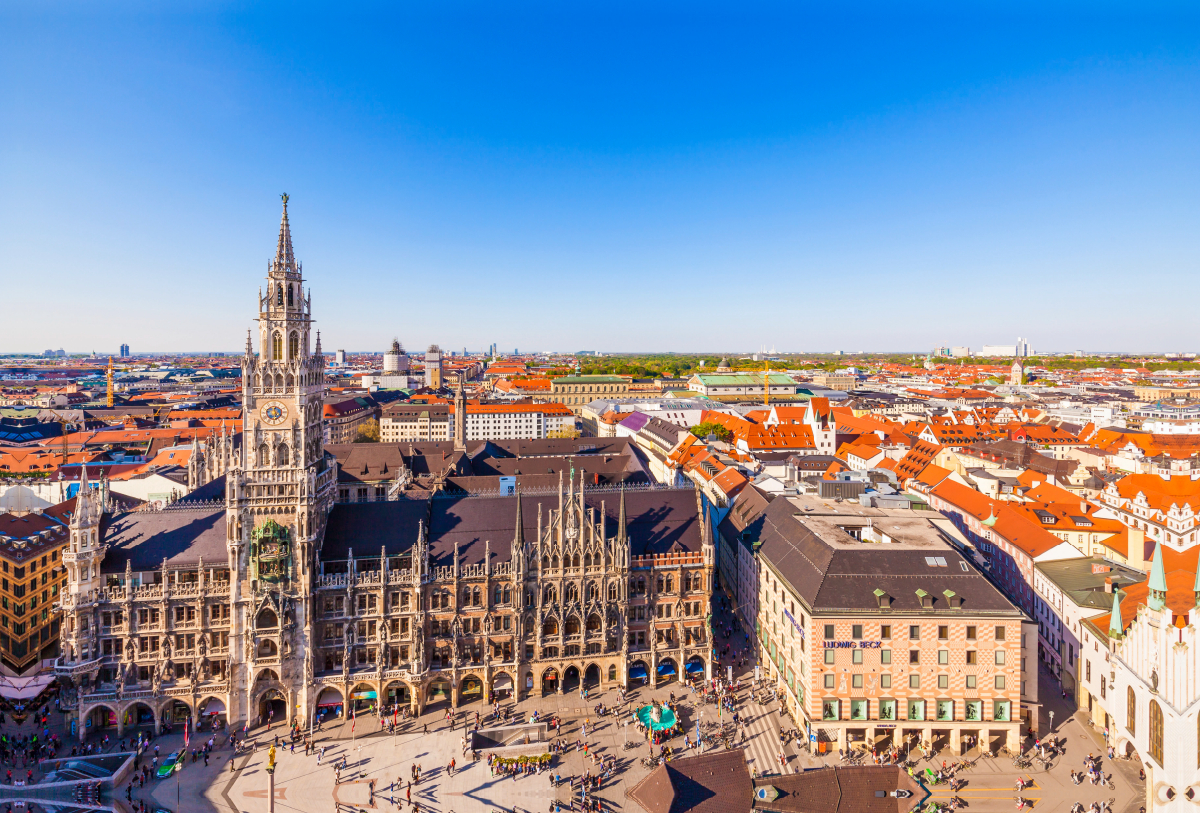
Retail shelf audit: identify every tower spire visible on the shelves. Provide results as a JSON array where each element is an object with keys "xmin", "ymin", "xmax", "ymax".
[
  {"xmin": 1109, "ymin": 588, "xmax": 1125, "ymax": 639},
  {"xmin": 514, "ymin": 487, "xmax": 525, "ymax": 549},
  {"xmin": 617, "ymin": 484, "xmax": 627, "ymax": 544},
  {"xmin": 275, "ymin": 193, "xmax": 295, "ymax": 270}
]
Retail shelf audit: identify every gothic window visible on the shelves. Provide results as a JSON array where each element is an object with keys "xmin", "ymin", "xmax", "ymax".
[
  {"xmin": 472, "ymin": 587, "xmax": 481, "ymax": 606},
  {"xmin": 289, "ymin": 332, "xmax": 299, "ymax": 359},
  {"xmin": 276, "ymin": 284, "xmax": 283, "ymax": 306},
  {"xmin": 503, "ymin": 586, "xmax": 511, "ymax": 604},
  {"xmin": 542, "ymin": 619, "xmax": 558, "ymax": 636},
  {"xmin": 552, "ymin": 555, "xmax": 560, "ymax": 570},
  {"xmin": 462, "ymin": 587, "xmax": 471, "ymax": 605},
  {"xmin": 258, "ymin": 444, "xmax": 269, "ymax": 466},
  {"xmin": 542, "ymin": 555, "xmax": 550, "ymax": 570},
  {"xmin": 656, "ymin": 576, "xmax": 664, "ymax": 593},
  {"xmin": 586, "ymin": 584, "xmax": 597, "ymax": 601},
  {"xmin": 572, "ymin": 554, "xmax": 580, "ymax": 569},
  {"xmin": 544, "ymin": 586, "xmax": 556, "ymax": 604},
  {"xmin": 494, "ymin": 586, "xmax": 502, "ymax": 605},
  {"xmin": 666, "ymin": 575, "xmax": 674, "ymax": 593},
  {"xmin": 586, "ymin": 613, "xmax": 601, "ymax": 632},
  {"xmin": 565, "ymin": 616, "xmax": 580, "ymax": 635},
  {"xmin": 272, "ymin": 332, "xmax": 283, "ymax": 360},
  {"xmin": 608, "ymin": 583, "xmax": 617, "ymax": 601},
  {"xmin": 1149, "ymin": 700, "xmax": 1164, "ymax": 764},
  {"xmin": 285, "ymin": 374, "xmax": 294, "ymax": 389},
  {"xmin": 583, "ymin": 553, "xmax": 591, "ymax": 568},
  {"xmin": 275, "ymin": 374, "xmax": 284, "ymax": 390},
  {"xmin": 566, "ymin": 584, "xmax": 579, "ymax": 602},
  {"xmin": 287, "ymin": 284, "xmax": 294, "ymax": 307},
  {"xmin": 277, "ymin": 444, "xmax": 289, "ymax": 466},
  {"xmin": 1127, "ymin": 686, "xmax": 1136, "ymax": 736}
]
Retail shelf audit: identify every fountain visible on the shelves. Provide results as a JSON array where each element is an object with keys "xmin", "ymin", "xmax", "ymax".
[{"xmin": 636, "ymin": 700, "xmax": 677, "ymax": 732}]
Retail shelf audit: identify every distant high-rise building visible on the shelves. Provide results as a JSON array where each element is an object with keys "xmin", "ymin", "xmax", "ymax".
[
  {"xmin": 383, "ymin": 339, "xmax": 409, "ymax": 373},
  {"xmin": 119, "ymin": 343, "xmax": 130, "ymax": 357},
  {"xmin": 335, "ymin": 349, "xmax": 346, "ymax": 365}
]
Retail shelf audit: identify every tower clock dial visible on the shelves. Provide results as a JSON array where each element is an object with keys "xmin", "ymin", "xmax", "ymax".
[{"xmin": 260, "ymin": 400, "xmax": 289, "ymax": 426}]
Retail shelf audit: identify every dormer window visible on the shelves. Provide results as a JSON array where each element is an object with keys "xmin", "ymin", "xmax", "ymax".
[{"xmin": 915, "ymin": 588, "xmax": 934, "ymax": 609}]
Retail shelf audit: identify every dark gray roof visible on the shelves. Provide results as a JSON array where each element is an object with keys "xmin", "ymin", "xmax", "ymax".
[
  {"xmin": 754, "ymin": 499, "xmax": 1021, "ymax": 616},
  {"xmin": 322, "ymin": 488, "xmax": 704, "ymax": 565},
  {"xmin": 1034, "ymin": 557, "xmax": 1146, "ymax": 611},
  {"xmin": 100, "ymin": 508, "xmax": 227, "ymax": 572},
  {"xmin": 322, "ymin": 499, "xmax": 429, "ymax": 561}
]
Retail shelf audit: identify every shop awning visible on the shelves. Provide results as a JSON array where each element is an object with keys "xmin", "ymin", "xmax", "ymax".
[
  {"xmin": 657, "ymin": 663, "xmax": 677, "ymax": 676},
  {"xmin": 685, "ymin": 661, "xmax": 704, "ymax": 674},
  {"xmin": 493, "ymin": 674, "xmax": 513, "ymax": 689},
  {"xmin": 0, "ymin": 675, "xmax": 54, "ymax": 701},
  {"xmin": 351, "ymin": 691, "xmax": 377, "ymax": 701},
  {"xmin": 629, "ymin": 664, "xmax": 648, "ymax": 679},
  {"xmin": 199, "ymin": 699, "xmax": 226, "ymax": 713}
]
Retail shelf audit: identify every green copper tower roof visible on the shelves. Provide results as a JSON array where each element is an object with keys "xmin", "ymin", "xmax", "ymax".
[{"xmin": 1109, "ymin": 589, "xmax": 1125, "ymax": 638}]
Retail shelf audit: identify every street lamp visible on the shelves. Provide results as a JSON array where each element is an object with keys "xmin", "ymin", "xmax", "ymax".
[{"xmin": 1049, "ymin": 710, "xmax": 1055, "ymax": 733}]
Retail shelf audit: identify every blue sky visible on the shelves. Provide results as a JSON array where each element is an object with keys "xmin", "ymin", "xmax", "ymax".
[{"xmin": 2, "ymin": 2, "xmax": 1197, "ymax": 355}]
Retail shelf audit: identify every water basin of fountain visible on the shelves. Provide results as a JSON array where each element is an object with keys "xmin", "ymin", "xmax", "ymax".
[{"xmin": 636, "ymin": 703, "xmax": 678, "ymax": 732}]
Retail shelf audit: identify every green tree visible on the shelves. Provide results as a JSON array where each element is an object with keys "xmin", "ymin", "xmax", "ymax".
[
  {"xmin": 690, "ymin": 422, "xmax": 733, "ymax": 443},
  {"xmin": 353, "ymin": 418, "xmax": 380, "ymax": 443}
]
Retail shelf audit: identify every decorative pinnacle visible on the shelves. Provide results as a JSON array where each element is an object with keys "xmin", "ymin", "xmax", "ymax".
[{"xmin": 274, "ymin": 195, "xmax": 295, "ymax": 270}]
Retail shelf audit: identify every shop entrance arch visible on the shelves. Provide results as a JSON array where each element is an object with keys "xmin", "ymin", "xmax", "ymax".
[{"xmin": 259, "ymin": 689, "xmax": 286, "ymax": 726}]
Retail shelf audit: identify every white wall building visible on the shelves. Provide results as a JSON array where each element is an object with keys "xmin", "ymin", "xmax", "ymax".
[{"xmin": 1077, "ymin": 544, "xmax": 1200, "ymax": 811}]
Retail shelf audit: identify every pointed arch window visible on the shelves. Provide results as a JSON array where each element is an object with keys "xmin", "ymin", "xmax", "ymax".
[
  {"xmin": 1149, "ymin": 699, "xmax": 1164, "ymax": 765},
  {"xmin": 272, "ymin": 332, "xmax": 283, "ymax": 361},
  {"xmin": 1127, "ymin": 686, "xmax": 1136, "ymax": 736},
  {"xmin": 287, "ymin": 284, "xmax": 294, "ymax": 307},
  {"xmin": 289, "ymin": 332, "xmax": 299, "ymax": 359},
  {"xmin": 276, "ymin": 284, "xmax": 283, "ymax": 307},
  {"xmin": 277, "ymin": 444, "xmax": 289, "ymax": 466}
]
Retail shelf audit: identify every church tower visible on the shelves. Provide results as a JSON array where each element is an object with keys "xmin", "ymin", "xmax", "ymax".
[{"xmin": 226, "ymin": 195, "xmax": 332, "ymax": 727}]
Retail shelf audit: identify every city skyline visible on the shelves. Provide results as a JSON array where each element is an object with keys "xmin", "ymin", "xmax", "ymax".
[{"xmin": 2, "ymin": 4, "xmax": 1197, "ymax": 352}]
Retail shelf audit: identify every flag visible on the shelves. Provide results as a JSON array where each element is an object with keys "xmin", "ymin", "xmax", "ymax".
[
  {"xmin": 184, "ymin": 717, "xmax": 190, "ymax": 750},
  {"xmin": 393, "ymin": 708, "xmax": 398, "ymax": 727},
  {"xmin": 351, "ymin": 706, "xmax": 355, "ymax": 734}
]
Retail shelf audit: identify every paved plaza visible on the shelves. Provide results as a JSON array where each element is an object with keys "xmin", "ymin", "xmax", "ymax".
[
  {"xmin": 104, "ymin": 676, "xmax": 1144, "ymax": 813},
  {"xmin": 0, "ymin": 596, "xmax": 1150, "ymax": 813}
]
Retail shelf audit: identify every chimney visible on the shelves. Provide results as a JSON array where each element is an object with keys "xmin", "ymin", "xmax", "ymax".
[
  {"xmin": 1104, "ymin": 577, "xmax": 1113, "ymax": 594},
  {"xmin": 1080, "ymin": 501, "xmax": 1088, "ymax": 515}
]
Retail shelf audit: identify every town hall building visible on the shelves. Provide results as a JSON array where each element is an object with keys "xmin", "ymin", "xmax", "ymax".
[{"xmin": 54, "ymin": 199, "xmax": 716, "ymax": 738}]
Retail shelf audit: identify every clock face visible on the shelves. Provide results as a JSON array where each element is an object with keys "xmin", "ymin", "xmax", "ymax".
[{"xmin": 260, "ymin": 401, "xmax": 288, "ymax": 426}]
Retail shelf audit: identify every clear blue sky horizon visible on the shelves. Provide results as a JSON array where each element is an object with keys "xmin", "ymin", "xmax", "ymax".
[{"xmin": 2, "ymin": 2, "xmax": 1197, "ymax": 355}]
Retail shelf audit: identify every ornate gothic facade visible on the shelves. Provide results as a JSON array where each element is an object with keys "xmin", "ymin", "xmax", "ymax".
[{"xmin": 54, "ymin": 200, "xmax": 715, "ymax": 739}]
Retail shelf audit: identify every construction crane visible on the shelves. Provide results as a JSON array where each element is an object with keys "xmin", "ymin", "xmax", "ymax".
[{"xmin": 106, "ymin": 356, "xmax": 114, "ymax": 408}]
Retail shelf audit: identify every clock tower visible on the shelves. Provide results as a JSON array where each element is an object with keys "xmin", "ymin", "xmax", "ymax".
[{"xmin": 226, "ymin": 195, "xmax": 332, "ymax": 727}]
